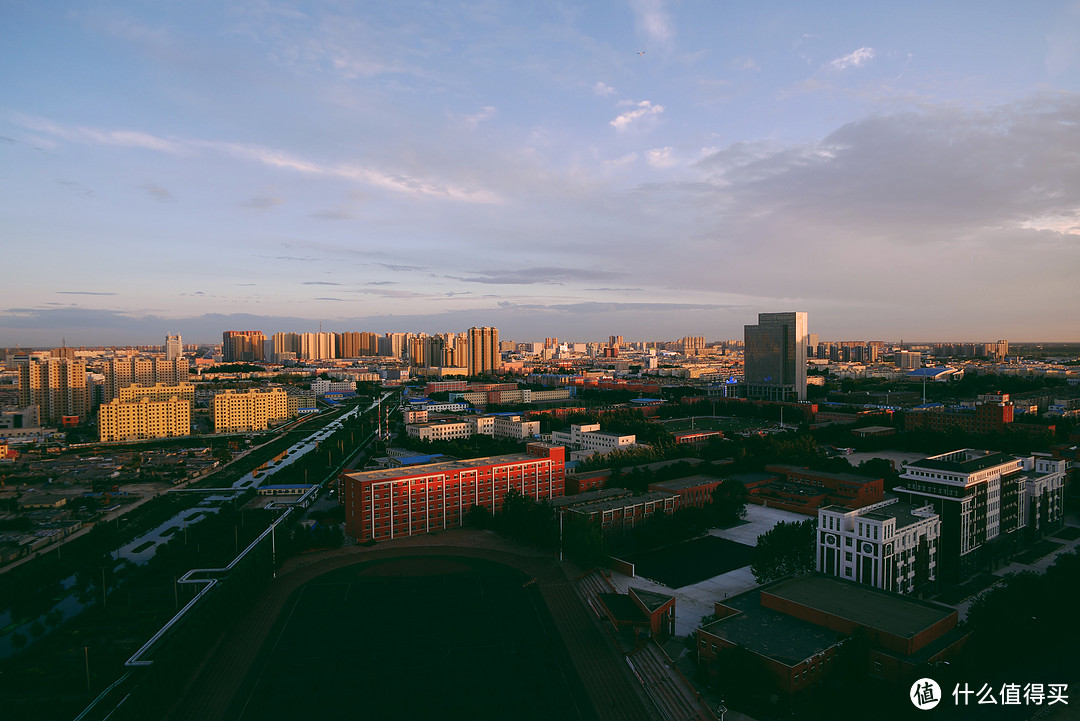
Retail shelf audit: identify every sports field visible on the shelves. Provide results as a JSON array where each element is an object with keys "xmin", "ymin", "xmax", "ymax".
[
  {"xmin": 626, "ymin": 535, "xmax": 755, "ymax": 589},
  {"xmin": 227, "ymin": 556, "xmax": 591, "ymax": 721}
]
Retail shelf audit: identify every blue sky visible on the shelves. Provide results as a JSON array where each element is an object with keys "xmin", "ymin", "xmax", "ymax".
[{"xmin": 2, "ymin": 1, "xmax": 1079, "ymax": 345}]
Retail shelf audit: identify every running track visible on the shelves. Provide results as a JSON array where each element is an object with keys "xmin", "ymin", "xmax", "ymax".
[{"xmin": 165, "ymin": 533, "xmax": 660, "ymax": 721}]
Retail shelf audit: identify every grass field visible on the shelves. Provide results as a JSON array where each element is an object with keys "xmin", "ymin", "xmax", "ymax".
[
  {"xmin": 659, "ymin": 416, "xmax": 768, "ymax": 434},
  {"xmin": 228, "ymin": 556, "xmax": 589, "ymax": 721},
  {"xmin": 626, "ymin": 535, "xmax": 755, "ymax": 589}
]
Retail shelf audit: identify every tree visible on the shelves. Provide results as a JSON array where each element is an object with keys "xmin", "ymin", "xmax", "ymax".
[
  {"xmin": 710, "ymin": 480, "xmax": 748, "ymax": 525},
  {"xmin": 750, "ymin": 518, "xmax": 816, "ymax": 583}
]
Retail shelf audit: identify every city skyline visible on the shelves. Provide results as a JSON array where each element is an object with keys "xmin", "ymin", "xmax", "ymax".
[{"xmin": 3, "ymin": 2, "xmax": 1080, "ymax": 346}]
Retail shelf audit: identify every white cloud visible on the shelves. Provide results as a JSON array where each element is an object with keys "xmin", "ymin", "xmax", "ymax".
[
  {"xmin": 610, "ymin": 100, "xmax": 665, "ymax": 131},
  {"xmin": 646, "ymin": 147, "xmax": 677, "ymax": 167},
  {"xmin": 16, "ymin": 116, "xmax": 500, "ymax": 203},
  {"xmin": 630, "ymin": 0, "xmax": 674, "ymax": 47},
  {"xmin": 593, "ymin": 81, "xmax": 617, "ymax": 97},
  {"xmin": 462, "ymin": 106, "xmax": 497, "ymax": 130},
  {"xmin": 830, "ymin": 47, "xmax": 875, "ymax": 70}
]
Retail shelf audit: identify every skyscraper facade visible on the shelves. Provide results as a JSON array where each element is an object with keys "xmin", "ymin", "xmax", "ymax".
[
  {"xmin": 467, "ymin": 326, "xmax": 501, "ymax": 377},
  {"xmin": 165, "ymin": 334, "xmax": 183, "ymax": 361},
  {"xmin": 222, "ymin": 330, "xmax": 266, "ymax": 362},
  {"xmin": 743, "ymin": 311, "xmax": 808, "ymax": 402}
]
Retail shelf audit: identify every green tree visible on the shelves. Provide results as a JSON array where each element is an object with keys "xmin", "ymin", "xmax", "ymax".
[
  {"xmin": 709, "ymin": 479, "xmax": 748, "ymax": 525},
  {"xmin": 750, "ymin": 518, "xmax": 816, "ymax": 583}
]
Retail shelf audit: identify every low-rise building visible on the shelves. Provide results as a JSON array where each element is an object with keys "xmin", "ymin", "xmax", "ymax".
[
  {"xmin": 551, "ymin": 487, "xmax": 678, "ymax": 536},
  {"xmin": 697, "ymin": 575, "xmax": 965, "ymax": 693},
  {"xmin": 550, "ymin": 423, "xmax": 636, "ymax": 455},
  {"xmin": 648, "ymin": 475, "xmax": 723, "ymax": 509}
]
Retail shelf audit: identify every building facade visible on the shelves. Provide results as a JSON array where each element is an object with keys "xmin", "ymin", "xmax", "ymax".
[
  {"xmin": 17, "ymin": 358, "xmax": 90, "ymax": 424},
  {"xmin": 222, "ymin": 330, "xmax": 266, "ymax": 362},
  {"xmin": 165, "ymin": 334, "xmax": 183, "ymax": 361},
  {"xmin": 211, "ymin": 388, "xmax": 288, "ymax": 433},
  {"xmin": 103, "ymin": 357, "xmax": 188, "ymax": 402},
  {"xmin": 895, "ymin": 449, "xmax": 1065, "ymax": 580},
  {"xmin": 743, "ymin": 311, "xmax": 808, "ymax": 401},
  {"xmin": 98, "ymin": 396, "xmax": 191, "ymax": 442},
  {"xmin": 340, "ymin": 442, "xmax": 565, "ymax": 541},
  {"xmin": 550, "ymin": 423, "xmax": 636, "ymax": 454},
  {"xmin": 817, "ymin": 499, "xmax": 940, "ymax": 594},
  {"xmin": 467, "ymin": 326, "xmax": 501, "ymax": 376}
]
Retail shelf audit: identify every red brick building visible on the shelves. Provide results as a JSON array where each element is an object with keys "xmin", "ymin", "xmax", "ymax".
[
  {"xmin": 759, "ymin": 465, "xmax": 884, "ymax": 514},
  {"xmin": 648, "ymin": 475, "xmax": 723, "ymax": 509},
  {"xmin": 697, "ymin": 575, "xmax": 965, "ymax": 693},
  {"xmin": 340, "ymin": 442, "xmax": 565, "ymax": 542}
]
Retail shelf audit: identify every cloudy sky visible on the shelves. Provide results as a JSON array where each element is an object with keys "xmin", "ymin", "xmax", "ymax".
[{"xmin": 2, "ymin": 1, "xmax": 1079, "ymax": 346}]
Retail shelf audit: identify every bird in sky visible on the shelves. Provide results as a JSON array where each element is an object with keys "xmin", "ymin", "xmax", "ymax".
[{"xmin": 637, "ymin": 50, "xmax": 646, "ymax": 55}]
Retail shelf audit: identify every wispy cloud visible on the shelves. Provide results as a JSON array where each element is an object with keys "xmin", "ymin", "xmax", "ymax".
[
  {"xmin": 15, "ymin": 116, "xmax": 500, "ymax": 203},
  {"xmin": 611, "ymin": 100, "xmax": 664, "ymax": 131},
  {"xmin": 56, "ymin": 291, "xmax": 117, "ymax": 296},
  {"xmin": 830, "ymin": 47, "xmax": 875, "ymax": 70},
  {"xmin": 630, "ymin": 0, "xmax": 674, "ymax": 47},
  {"xmin": 239, "ymin": 194, "xmax": 284, "ymax": 210},
  {"xmin": 455, "ymin": 268, "xmax": 625, "ymax": 285},
  {"xmin": 141, "ymin": 181, "xmax": 174, "ymax": 202},
  {"xmin": 646, "ymin": 147, "xmax": 677, "ymax": 167},
  {"xmin": 302, "ymin": 281, "xmax": 341, "ymax": 286},
  {"xmin": 593, "ymin": 81, "xmax": 617, "ymax": 97},
  {"xmin": 461, "ymin": 106, "xmax": 496, "ymax": 130},
  {"xmin": 58, "ymin": 179, "xmax": 95, "ymax": 198}
]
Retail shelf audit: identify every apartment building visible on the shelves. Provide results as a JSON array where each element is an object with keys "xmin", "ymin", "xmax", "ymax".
[
  {"xmin": 103, "ymin": 357, "xmax": 188, "ymax": 402},
  {"xmin": 98, "ymin": 396, "xmax": 191, "ymax": 442},
  {"xmin": 17, "ymin": 358, "xmax": 89, "ymax": 424},
  {"xmin": 211, "ymin": 388, "xmax": 288, "ymax": 433}
]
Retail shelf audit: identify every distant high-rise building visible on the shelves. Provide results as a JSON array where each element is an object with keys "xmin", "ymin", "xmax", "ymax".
[
  {"xmin": 17, "ymin": 358, "xmax": 90, "ymax": 424},
  {"xmin": 609, "ymin": 335, "xmax": 624, "ymax": 348},
  {"xmin": 468, "ymin": 327, "xmax": 501, "ymax": 376},
  {"xmin": 743, "ymin": 312, "xmax": 808, "ymax": 401},
  {"xmin": 300, "ymin": 332, "xmax": 335, "ymax": 360},
  {"xmin": 165, "ymin": 334, "xmax": 183, "ymax": 361},
  {"xmin": 103, "ymin": 357, "xmax": 188, "ymax": 402},
  {"xmin": 222, "ymin": 331, "xmax": 266, "ymax": 362}
]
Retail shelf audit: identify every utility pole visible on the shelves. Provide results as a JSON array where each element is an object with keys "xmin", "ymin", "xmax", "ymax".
[{"xmin": 84, "ymin": 646, "xmax": 90, "ymax": 691}]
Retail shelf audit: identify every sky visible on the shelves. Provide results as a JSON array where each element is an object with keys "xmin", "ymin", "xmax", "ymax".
[{"xmin": 2, "ymin": 1, "xmax": 1079, "ymax": 346}]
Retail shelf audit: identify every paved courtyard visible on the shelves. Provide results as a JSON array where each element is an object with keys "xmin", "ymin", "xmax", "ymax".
[{"xmin": 609, "ymin": 504, "xmax": 808, "ymax": 636}]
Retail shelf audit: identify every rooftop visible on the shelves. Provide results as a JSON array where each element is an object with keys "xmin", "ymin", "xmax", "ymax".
[
  {"xmin": 908, "ymin": 449, "xmax": 1019, "ymax": 474},
  {"xmin": 766, "ymin": 575, "xmax": 955, "ymax": 639},
  {"xmin": 650, "ymin": 475, "xmax": 722, "ymax": 492},
  {"xmin": 702, "ymin": 590, "xmax": 841, "ymax": 666},
  {"xmin": 343, "ymin": 449, "xmax": 557, "ymax": 482},
  {"xmin": 565, "ymin": 490, "xmax": 677, "ymax": 514}
]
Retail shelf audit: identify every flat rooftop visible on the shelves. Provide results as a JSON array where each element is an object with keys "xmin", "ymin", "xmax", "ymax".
[
  {"xmin": 650, "ymin": 475, "xmax": 721, "ymax": 491},
  {"xmin": 908, "ymin": 449, "xmax": 1017, "ymax": 474},
  {"xmin": 702, "ymin": 590, "xmax": 841, "ymax": 666},
  {"xmin": 766, "ymin": 575, "xmax": 955, "ymax": 639},
  {"xmin": 549, "ymin": 487, "xmax": 633, "ymax": 508},
  {"xmin": 566, "ymin": 490, "xmax": 677, "ymax": 514},
  {"xmin": 859, "ymin": 500, "xmax": 936, "ymax": 529},
  {"xmin": 343, "ymin": 449, "xmax": 557, "ymax": 482}
]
